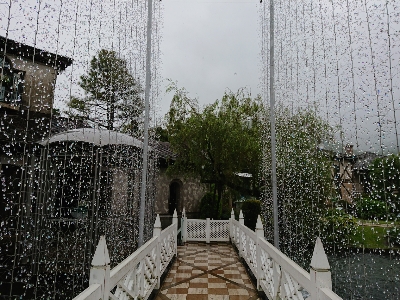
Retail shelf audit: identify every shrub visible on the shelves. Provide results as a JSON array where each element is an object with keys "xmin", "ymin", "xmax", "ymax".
[
  {"xmin": 320, "ymin": 208, "xmax": 357, "ymax": 251},
  {"xmin": 356, "ymin": 197, "xmax": 387, "ymax": 220},
  {"xmin": 241, "ymin": 199, "xmax": 261, "ymax": 230},
  {"xmin": 387, "ymin": 226, "xmax": 400, "ymax": 246},
  {"xmin": 199, "ymin": 192, "xmax": 218, "ymax": 219}
]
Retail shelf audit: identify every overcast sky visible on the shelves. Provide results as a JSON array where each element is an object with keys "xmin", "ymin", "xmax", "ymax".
[{"xmin": 158, "ymin": 0, "xmax": 261, "ymax": 118}]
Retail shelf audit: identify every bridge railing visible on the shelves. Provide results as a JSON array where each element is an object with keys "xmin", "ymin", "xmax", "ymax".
[
  {"xmin": 75, "ymin": 208, "xmax": 342, "ymax": 300},
  {"xmin": 73, "ymin": 210, "xmax": 178, "ymax": 300},
  {"xmin": 231, "ymin": 210, "xmax": 342, "ymax": 300}
]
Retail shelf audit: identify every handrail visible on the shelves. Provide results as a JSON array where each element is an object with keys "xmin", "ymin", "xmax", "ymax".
[
  {"xmin": 230, "ymin": 209, "xmax": 342, "ymax": 300},
  {"xmin": 73, "ymin": 210, "xmax": 178, "ymax": 300}
]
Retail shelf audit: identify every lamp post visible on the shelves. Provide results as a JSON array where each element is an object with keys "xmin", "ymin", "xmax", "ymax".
[{"xmin": 138, "ymin": 0, "xmax": 153, "ymax": 247}]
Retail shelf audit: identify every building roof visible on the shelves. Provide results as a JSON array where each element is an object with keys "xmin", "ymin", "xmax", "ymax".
[
  {"xmin": 39, "ymin": 128, "xmax": 147, "ymax": 148},
  {"xmin": 1, "ymin": 36, "xmax": 72, "ymax": 72},
  {"xmin": 152, "ymin": 141, "xmax": 177, "ymax": 160}
]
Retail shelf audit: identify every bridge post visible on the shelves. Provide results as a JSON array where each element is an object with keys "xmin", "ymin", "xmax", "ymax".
[
  {"xmin": 238, "ymin": 210, "xmax": 244, "ymax": 257},
  {"xmin": 230, "ymin": 208, "xmax": 235, "ymax": 241},
  {"xmin": 206, "ymin": 218, "xmax": 210, "ymax": 243},
  {"xmin": 182, "ymin": 208, "xmax": 186, "ymax": 243},
  {"xmin": 172, "ymin": 209, "xmax": 178, "ymax": 255},
  {"xmin": 153, "ymin": 214, "xmax": 162, "ymax": 289},
  {"xmin": 310, "ymin": 237, "xmax": 332, "ymax": 299},
  {"xmin": 255, "ymin": 215, "xmax": 264, "ymax": 290},
  {"xmin": 89, "ymin": 236, "xmax": 110, "ymax": 300}
]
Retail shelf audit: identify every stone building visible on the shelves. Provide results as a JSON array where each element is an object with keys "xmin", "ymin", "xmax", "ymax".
[{"xmin": 154, "ymin": 142, "xmax": 206, "ymax": 221}]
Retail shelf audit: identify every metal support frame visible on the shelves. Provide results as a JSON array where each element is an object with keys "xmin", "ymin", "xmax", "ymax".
[{"xmin": 139, "ymin": 0, "xmax": 153, "ymax": 247}]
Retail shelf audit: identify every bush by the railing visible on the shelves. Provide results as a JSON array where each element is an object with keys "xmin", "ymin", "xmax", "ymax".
[
  {"xmin": 199, "ymin": 192, "xmax": 218, "ymax": 219},
  {"xmin": 320, "ymin": 208, "xmax": 357, "ymax": 251},
  {"xmin": 387, "ymin": 226, "xmax": 400, "ymax": 246},
  {"xmin": 356, "ymin": 197, "xmax": 387, "ymax": 220},
  {"xmin": 241, "ymin": 199, "xmax": 261, "ymax": 230}
]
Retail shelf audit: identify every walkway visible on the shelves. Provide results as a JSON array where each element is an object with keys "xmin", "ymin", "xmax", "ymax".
[{"xmin": 156, "ymin": 242, "xmax": 259, "ymax": 300}]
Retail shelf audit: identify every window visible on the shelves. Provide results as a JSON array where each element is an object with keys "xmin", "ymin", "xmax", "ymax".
[{"xmin": 0, "ymin": 55, "xmax": 23, "ymax": 107}]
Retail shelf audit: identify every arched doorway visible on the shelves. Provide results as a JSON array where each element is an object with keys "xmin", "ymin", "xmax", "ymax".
[{"xmin": 168, "ymin": 181, "xmax": 181, "ymax": 215}]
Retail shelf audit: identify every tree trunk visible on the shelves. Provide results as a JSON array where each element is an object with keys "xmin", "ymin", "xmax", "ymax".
[{"xmin": 216, "ymin": 182, "xmax": 223, "ymax": 219}]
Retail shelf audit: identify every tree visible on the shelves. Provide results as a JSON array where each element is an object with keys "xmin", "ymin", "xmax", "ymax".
[
  {"xmin": 67, "ymin": 49, "xmax": 143, "ymax": 135},
  {"xmin": 166, "ymin": 83, "xmax": 263, "ymax": 215},
  {"xmin": 368, "ymin": 154, "xmax": 400, "ymax": 217},
  {"xmin": 262, "ymin": 105, "xmax": 338, "ymax": 263}
]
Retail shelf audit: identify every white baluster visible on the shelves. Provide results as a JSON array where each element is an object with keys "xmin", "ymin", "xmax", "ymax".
[{"xmin": 89, "ymin": 236, "xmax": 110, "ymax": 300}]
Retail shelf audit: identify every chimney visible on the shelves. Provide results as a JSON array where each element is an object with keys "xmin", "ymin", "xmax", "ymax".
[{"xmin": 345, "ymin": 144, "xmax": 353, "ymax": 156}]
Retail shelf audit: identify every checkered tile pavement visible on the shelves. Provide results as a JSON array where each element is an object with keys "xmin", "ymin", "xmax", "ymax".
[{"xmin": 155, "ymin": 242, "xmax": 259, "ymax": 300}]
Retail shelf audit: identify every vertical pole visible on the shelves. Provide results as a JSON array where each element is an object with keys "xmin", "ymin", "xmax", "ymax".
[
  {"xmin": 139, "ymin": 0, "xmax": 153, "ymax": 247},
  {"xmin": 269, "ymin": 0, "xmax": 279, "ymax": 249}
]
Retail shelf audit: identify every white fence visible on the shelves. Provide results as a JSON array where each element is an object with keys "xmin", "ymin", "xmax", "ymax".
[
  {"xmin": 74, "ymin": 209, "xmax": 342, "ymax": 300},
  {"xmin": 181, "ymin": 210, "xmax": 230, "ymax": 243},
  {"xmin": 73, "ymin": 211, "xmax": 178, "ymax": 300}
]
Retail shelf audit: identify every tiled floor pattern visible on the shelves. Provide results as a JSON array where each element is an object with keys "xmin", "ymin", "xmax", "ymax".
[{"xmin": 156, "ymin": 242, "xmax": 259, "ymax": 300}]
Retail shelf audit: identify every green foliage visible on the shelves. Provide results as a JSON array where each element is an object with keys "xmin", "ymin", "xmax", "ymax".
[
  {"xmin": 67, "ymin": 49, "xmax": 143, "ymax": 135},
  {"xmin": 241, "ymin": 199, "xmax": 261, "ymax": 230},
  {"xmin": 154, "ymin": 126, "xmax": 169, "ymax": 142},
  {"xmin": 166, "ymin": 82, "xmax": 263, "ymax": 215},
  {"xmin": 356, "ymin": 197, "xmax": 387, "ymax": 220},
  {"xmin": 320, "ymin": 209, "xmax": 357, "ymax": 251},
  {"xmin": 387, "ymin": 226, "xmax": 400, "ymax": 246},
  {"xmin": 199, "ymin": 192, "xmax": 218, "ymax": 219},
  {"xmin": 368, "ymin": 154, "xmax": 400, "ymax": 215},
  {"xmin": 262, "ymin": 106, "xmax": 335, "ymax": 261}
]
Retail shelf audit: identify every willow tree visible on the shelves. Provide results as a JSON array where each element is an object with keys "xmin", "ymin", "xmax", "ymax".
[
  {"xmin": 67, "ymin": 49, "xmax": 143, "ymax": 135},
  {"xmin": 166, "ymin": 83, "xmax": 263, "ymax": 215},
  {"xmin": 262, "ymin": 105, "xmax": 339, "ymax": 264}
]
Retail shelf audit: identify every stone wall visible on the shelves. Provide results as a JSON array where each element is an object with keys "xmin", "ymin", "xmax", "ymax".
[{"xmin": 155, "ymin": 170, "xmax": 206, "ymax": 215}]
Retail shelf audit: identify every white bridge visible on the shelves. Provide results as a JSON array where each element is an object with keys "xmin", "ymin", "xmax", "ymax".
[{"xmin": 73, "ymin": 209, "xmax": 342, "ymax": 300}]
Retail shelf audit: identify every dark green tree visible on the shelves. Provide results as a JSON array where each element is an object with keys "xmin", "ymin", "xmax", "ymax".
[
  {"xmin": 67, "ymin": 49, "xmax": 143, "ymax": 135},
  {"xmin": 368, "ymin": 154, "xmax": 400, "ymax": 217}
]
